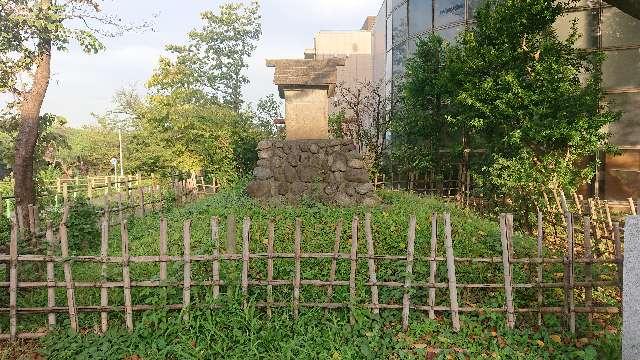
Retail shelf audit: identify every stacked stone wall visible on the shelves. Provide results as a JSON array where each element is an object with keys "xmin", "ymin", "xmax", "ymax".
[{"xmin": 247, "ymin": 139, "xmax": 379, "ymax": 205}]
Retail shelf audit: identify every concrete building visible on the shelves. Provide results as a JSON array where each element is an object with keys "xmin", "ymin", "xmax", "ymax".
[{"xmin": 369, "ymin": 0, "xmax": 640, "ymax": 201}]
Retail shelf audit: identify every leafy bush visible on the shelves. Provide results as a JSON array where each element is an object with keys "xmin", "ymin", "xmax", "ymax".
[{"xmin": 65, "ymin": 196, "xmax": 101, "ymax": 252}]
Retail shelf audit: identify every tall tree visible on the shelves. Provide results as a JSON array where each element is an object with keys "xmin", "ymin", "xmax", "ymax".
[
  {"xmin": 0, "ymin": 0, "xmax": 145, "ymax": 214},
  {"xmin": 165, "ymin": 1, "xmax": 262, "ymax": 112}
]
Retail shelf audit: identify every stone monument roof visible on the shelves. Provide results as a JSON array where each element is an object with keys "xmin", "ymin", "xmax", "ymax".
[{"xmin": 266, "ymin": 58, "xmax": 346, "ymax": 87}]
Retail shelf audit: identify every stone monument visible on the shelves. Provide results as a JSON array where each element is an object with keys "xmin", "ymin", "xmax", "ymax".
[
  {"xmin": 623, "ymin": 216, "xmax": 640, "ymax": 359},
  {"xmin": 246, "ymin": 58, "xmax": 378, "ymax": 205}
]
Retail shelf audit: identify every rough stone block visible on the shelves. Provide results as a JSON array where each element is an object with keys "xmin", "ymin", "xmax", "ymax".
[
  {"xmin": 257, "ymin": 140, "xmax": 272, "ymax": 150},
  {"xmin": 345, "ymin": 168, "xmax": 369, "ymax": 183},
  {"xmin": 330, "ymin": 153, "xmax": 348, "ymax": 172},
  {"xmin": 247, "ymin": 181, "xmax": 271, "ymax": 199},
  {"xmin": 253, "ymin": 167, "xmax": 273, "ymax": 180},
  {"xmin": 624, "ymin": 216, "xmax": 640, "ymax": 359},
  {"xmin": 348, "ymin": 159, "xmax": 365, "ymax": 169}
]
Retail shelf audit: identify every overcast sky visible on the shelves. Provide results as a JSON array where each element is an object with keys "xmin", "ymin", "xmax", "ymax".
[{"xmin": 36, "ymin": 0, "xmax": 382, "ymax": 127}]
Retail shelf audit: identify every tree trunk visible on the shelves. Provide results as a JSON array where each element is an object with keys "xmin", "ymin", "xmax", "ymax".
[{"xmin": 14, "ymin": 37, "xmax": 52, "ymax": 221}]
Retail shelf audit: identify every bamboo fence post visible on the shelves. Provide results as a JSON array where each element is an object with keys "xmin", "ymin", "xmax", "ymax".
[
  {"xmin": 118, "ymin": 192, "xmax": 124, "ymax": 225},
  {"xmin": 46, "ymin": 222, "xmax": 56, "ymax": 329},
  {"xmin": 428, "ymin": 214, "xmax": 438, "ymax": 320},
  {"xmin": 500, "ymin": 214, "xmax": 515, "ymax": 329},
  {"xmin": 159, "ymin": 219, "xmax": 168, "ymax": 283},
  {"xmin": 241, "ymin": 218, "xmax": 251, "ymax": 308},
  {"xmin": 613, "ymin": 222, "xmax": 623, "ymax": 292},
  {"xmin": 560, "ymin": 190, "xmax": 569, "ymax": 215},
  {"xmin": 629, "ymin": 198, "xmax": 637, "ymax": 216},
  {"xmin": 573, "ymin": 192, "xmax": 582, "ymax": 215},
  {"xmin": 326, "ymin": 221, "xmax": 342, "ymax": 313},
  {"xmin": 294, "ymin": 219, "xmax": 302, "ymax": 320},
  {"xmin": 60, "ymin": 214, "xmax": 78, "ymax": 332},
  {"xmin": 598, "ymin": 200, "xmax": 610, "ymax": 238},
  {"xmin": 139, "ymin": 188, "xmax": 145, "ymax": 217},
  {"xmin": 211, "ymin": 217, "xmax": 221, "ymax": 300},
  {"xmin": 28, "ymin": 204, "xmax": 36, "ymax": 234},
  {"xmin": 536, "ymin": 212, "xmax": 544, "ymax": 326},
  {"xmin": 604, "ymin": 201, "xmax": 613, "ymax": 232},
  {"xmin": 266, "ymin": 221, "xmax": 275, "ymax": 317},
  {"xmin": 349, "ymin": 216, "xmax": 359, "ymax": 325},
  {"xmin": 16, "ymin": 205, "xmax": 24, "ymax": 230},
  {"xmin": 583, "ymin": 216, "xmax": 593, "ymax": 325},
  {"xmin": 100, "ymin": 216, "xmax": 109, "ymax": 333},
  {"xmin": 402, "ymin": 215, "xmax": 417, "ymax": 332},
  {"xmin": 564, "ymin": 213, "xmax": 576, "ymax": 334},
  {"xmin": 588, "ymin": 198, "xmax": 601, "ymax": 246},
  {"xmin": 365, "ymin": 214, "xmax": 379, "ymax": 314},
  {"xmin": 444, "ymin": 214, "xmax": 460, "ymax": 332},
  {"xmin": 227, "ymin": 215, "xmax": 237, "ymax": 254},
  {"xmin": 121, "ymin": 220, "xmax": 133, "ymax": 332},
  {"xmin": 9, "ymin": 215, "xmax": 18, "ymax": 341},
  {"xmin": 183, "ymin": 220, "xmax": 192, "ymax": 321},
  {"xmin": 63, "ymin": 183, "xmax": 69, "ymax": 203},
  {"xmin": 543, "ymin": 192, "xmax": 552, "ymax": 213}
]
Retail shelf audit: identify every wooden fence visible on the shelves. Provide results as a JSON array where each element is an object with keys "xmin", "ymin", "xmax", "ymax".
[{"xmin": 0, "ymin": 210, "xmax": 623, "ymax": 341}]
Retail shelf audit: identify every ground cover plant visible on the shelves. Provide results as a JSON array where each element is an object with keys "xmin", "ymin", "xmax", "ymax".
[{"xmin": 0, "ymin": 184, "xmax": 621, "ymax": 358}]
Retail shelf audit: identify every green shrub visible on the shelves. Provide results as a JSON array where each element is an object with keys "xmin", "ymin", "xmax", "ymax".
[{"xmin": 65, "ymin": 196, "xmax": 101, "ymax": 252}]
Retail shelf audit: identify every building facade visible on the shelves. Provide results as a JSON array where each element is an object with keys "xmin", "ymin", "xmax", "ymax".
[{"xmin": 371, "ymin": 0, "xmax": 640, "ymax": 200}]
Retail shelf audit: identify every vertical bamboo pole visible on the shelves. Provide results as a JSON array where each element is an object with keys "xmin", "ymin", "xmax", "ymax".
[
  {"xmin": 211, "ymin": 217, "xmax": 221, "ymax": 300},
  {"xmin": 613, "ymin": 222, "xmax": 623, "ymax": 292},
  {"xmin": 629, "ymin": 198, "xmax": 637, "ymax": 216},
  {"xmin": 138, "ymin": 188, "xmax": 145, "ymax": 217},
  {"xmin": 326, "ymin": 221, "xmax": 342, "ymax": 313},
  {"xmin": 227, "ymin": 215, "xmax": 237, "ymax": 254},
  {"xmin": 28, "ymin": 204, "xmax": 36, "ymax": 234},
  {"xmin": 598, "ymin": 200, "xmax": 610, "ymax": 238},
  {"xmin": 16, "ymin": 205, "xmax": 24, "ymax": 230},
  {"xmin": 121, "ymin": 220, "xmax": 133, "ymax": 331},
  {"xmin": 564, "ymin": 213, "xmax": 576, "ymax": 334},
  {"xmin": 60, "ymin": 215, "xmax": 78, "ymax": 332},
  {"xmin": 46, "ymin": 222, "xmax": 56, "ymax": 329},
  {"xmin": 159, "ymin": 219, "xmax": 168, "ymax": 283},
  {"xmin": 604, "ymin": 201, "xmax": 613, "ymax": 233},
  {"xmin": 583, "ymin": 216, "xmax": 593, "ymax": 325},
  {"xmin": 9, "ymin": 215, "xmax": 18, "ymax": 341},
  {"xmin": 402, "ymin": 215, "xmax": 417, "ymax": 332},
  {"xmin": 428, "ymin": 214, "xmax": 438, "ymax": 320},
  {"xmin": 572, "ymin": 192, "xmax": 582, "ymax": 215},
  {"xmin": 500, "ymin": 214, "xmax": 516, "ymax": 329},
  {"xmin": 183, "ymin": 220, "xmax": 192, "ymax": 321},
  {"xmin": 365, "ymin": 214, "xmax": 379, "ymax": 314},
  {"xmin": 543, "ymin": 192, "xmax": 552, "ymax": 213},
  {"xmin": 588, "ymin": 198, "xmax": 601, "ymax": 245},
  {"xmin": 241, "ymin": 218, "xmax": 251, "ymax": 308},
  {"xmin": 63, "ymin": 183, "xmax": 69, "ymax": 204},
  {"xmin": 349, "ymin": 216, "xmax": 359, "ymax": 325},
  {"xmin": 444, "ymin": 214, "xmax": 460, "ymax": 332},
  {"xmin": 266, "ymin": 220, "xmax": 275, "ymax": 317},
  {"xmin": 536, "ymin": 212, "xmax": 544, "ymax": 326},
  {"xmin": 293, "ymin": 219, "xmax": 302, "ymax": 320},
  {"xmin": 100, "ymin": 216, "xmax": 109, "ymax": 333}
]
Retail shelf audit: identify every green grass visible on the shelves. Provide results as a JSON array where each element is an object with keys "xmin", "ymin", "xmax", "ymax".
[{"xmin": 0, "ymin": 184, "xmax": 622, "ymax": 359}]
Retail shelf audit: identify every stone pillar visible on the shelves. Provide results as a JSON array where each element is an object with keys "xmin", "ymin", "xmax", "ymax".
[{"xmin": 624, "ymin": 216, "xmax": 640, "ymax": 359}]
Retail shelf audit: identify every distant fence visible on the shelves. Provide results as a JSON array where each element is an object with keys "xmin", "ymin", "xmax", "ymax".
[{"xmin": 0, "ymin": 210, "xmax": 623, "ymax": 341}]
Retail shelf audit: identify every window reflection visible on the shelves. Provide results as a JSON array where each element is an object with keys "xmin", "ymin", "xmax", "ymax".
[
  {"xmin": 409, "ymin": 0, "xmax": 433, "ymax": 36},
  {"xmin": 434, "ymin": 0, "xmax": 465, "ymax": 28}
]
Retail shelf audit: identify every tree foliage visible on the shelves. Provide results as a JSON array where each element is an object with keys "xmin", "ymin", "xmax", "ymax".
[{"xmin": 399, "ymin": 0, "xmax": 620, "ymax": 214}]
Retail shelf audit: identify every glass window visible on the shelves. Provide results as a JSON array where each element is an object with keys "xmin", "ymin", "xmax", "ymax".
[
  {"xmin": 392, "ymin": 42, "xmax": 408, "ymax": 78},
  {"xmin": 603, "ymin": 49, "xmax": 640, "ymax": 89},
  {"xmin": 392, "ymin": 0, "xmax": 407, "ymax": 9},
  {"xmin": 468, "ymin": 0, "xmax": 487, "ymax": 20},
  {"xmin": 393, "ymin": 3, "xmax": 409, "ymax": 44},
  {"xmin": 554, "ymin": 10, "xmax": 599, "ymax": 49},
  {"xmin": 409, "ymin": 0, "xmax": 433, "ymax": 36},
  {"xmin": 602, "ymin": 7, "xmax": 640, "ymax": 47},
  {"xmin": 437, "ymin": 25, "xmax": 463, "ymax": 42},
  {"xmin": 434, "ymin": 0, "xmax": 465, "ymax": 28},
  {"xmin": 386, "ymin": 16, "xmax": 393, "ymax": 51},
  {"xmin": 607, "ymin": 92, "xmax": 640, "ymax": 146}
]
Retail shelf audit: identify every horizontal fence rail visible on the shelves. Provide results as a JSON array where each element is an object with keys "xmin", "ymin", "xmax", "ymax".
[{"xmin": 0, "ymin": 209, "xmax": 623, "ymax": 341}]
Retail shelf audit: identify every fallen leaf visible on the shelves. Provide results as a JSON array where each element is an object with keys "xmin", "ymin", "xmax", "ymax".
[
  {"xmin": 550, "ymin": 334, "xmax": 562, "ymax": 344},
  {"xmin": 413, "ymin": 343, "xmax": 428, "ymax": 349},
  {"xmin": 536, "ymin": 340, "xmax": 545, "ymax": 348},
  {"xmin": 576, "ymin": 338, "xmax": 589, "ymax": 348}
]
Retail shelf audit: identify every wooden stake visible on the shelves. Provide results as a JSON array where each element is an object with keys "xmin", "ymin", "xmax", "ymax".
[
  {"xmin": 227, "ymin": 215, "xmax": 237, "ymax": 254},
  {"xmin": 241, "ymin": 218, "xmax": 251, "ymax": 308},
  {"xmin": 138, "ymin": 188, "xmax": 145, "ymax": 217},
  {"xmin": 183, "ymin": 220, "xmax": 192, "ymax": 321},
  {"xmin": 326, "ymin": 220, "xmax": 342, "ymax": 313},
  {"xmin": 9, "ymin": 215, "xmax": 18, "ymax": 341},
  {"xmin": 444, "ymin": 214, "xmax": 460, "ymax": 332},
  {"xmin": 583, "ymin": 216, "xmax": 593, "ymax": 325},
  {"xmin": 211, "ymin": 217, "xmax": 221, "ymax": 300},
  {"xmin": 293, "ymin": 219, "xmax": 302, "ymax": 320},
  {"xmin": 100, "ymin": 217, "xmax": 109, "ymax": 333},
  {"xmin": 121, "ymin": 221, "xmax": 133, "ymax": 331},
  {"xmin": 428, "ymin": 214, "xmax": 438, "ymax": 320},
  {"xmin": 629, "ymin": 198, "xmax": 637, "ymax": 216},
  {"xmin": 60, "ymin": 216, "xmax": 78, "ymax": 332},
  {"xmin": 266, "ymin": 221, "xmax": 275, "ymax": 317},
  {"xmin": 572, "ymin": 192, "xmax": 582, "ymax": 215},
  {"xmin": 564, "ymin": 213, "xmax": 576, "ymax": 334},
  {"xmin": 500, "ymin": 214, "xmax": 515, "ymax": 329},
  {"xmin": 536, "ymin": 212, "xmax": 544, "ymax": 327},
  {"xmin": 46, "ymin": 223, "xmax": 56, "ymax": 329},
  {"xmin": 349, "ymin": 216, "xmax": 359, "ymax": 325},
  {"xmin": 365, "ymin": 214, "xmax": 379, "ymax": 314},
  {"xmin": 159, "ymin": 219, "xmax": 168, "ymax": 283},
  {"xmin": 402, "ymin": 215, "xmax": 417, "ymax": 331},
  {"xmin": 613, "ymin": 222, "xmax": 623, "ymax": 292}
]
